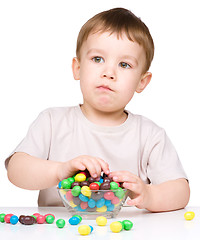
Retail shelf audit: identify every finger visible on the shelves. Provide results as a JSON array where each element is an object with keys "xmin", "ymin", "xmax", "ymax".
[
  {"xmin": 81, "ymin": 157, "xmax": 99, "ymax": 178},
  {"xmin": 109, "ymin": 171, "xmax": 139, "ymax": 183},
  {"xmin": 123, "ymin": 182, "xmax": 141, "ymax": 195},
  {"xmin": 96, "ymin": 158, "xmax": 110, "ymax": 175},
  {"xmin": 127, "ymin": 197, "xmax": 142, "ymax": 208}
]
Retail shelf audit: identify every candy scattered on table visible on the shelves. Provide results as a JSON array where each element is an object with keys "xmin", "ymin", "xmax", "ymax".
[
  {"xmin": 10, "ymin": 215, "xmax": 19, "ymax": 225},
  {"xmin": 110, "ymin": 221, "xmax": 123, "ymax": 233},
  {"xmin": 96, "ymin": 216, "xmax": 107, "ymax": 226},
  {"xmin": 56, "ymin": 219, "xmax": 66, "ymax": 228},
  {"xmin": 184, "ymin": 211, "xmax": 195, "ymax": 221},
  {"xmin": 69, "ymin": 216, "xmax": 80, "ymax": 225},
  {"xmin": 78, "ymin": 225, "xmax": 92, "ymax": 235}
]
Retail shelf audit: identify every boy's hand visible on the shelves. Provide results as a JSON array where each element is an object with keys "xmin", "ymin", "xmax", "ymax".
[
  {"xmin": 57, "ymin": 155, "xmax": 110, "ymax": 181},
  {"xmin": 109, "ymin": 171, "xmax": 151, "ymax": 209}
]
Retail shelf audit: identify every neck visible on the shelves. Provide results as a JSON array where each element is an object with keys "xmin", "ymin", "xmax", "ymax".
[{"xmin": 80, "ymin": 104, "xmax": 128, "ymax": 126}]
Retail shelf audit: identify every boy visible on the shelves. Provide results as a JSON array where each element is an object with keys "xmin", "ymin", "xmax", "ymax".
[{"xmin": 5, "ymin": 8, "xmax": 190, "ymax": 212}]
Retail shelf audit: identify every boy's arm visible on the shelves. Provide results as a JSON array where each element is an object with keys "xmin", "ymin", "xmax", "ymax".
[
  {"xmin": 7, "ymin": 152, "xmax": 62, "ymax": 190},
  {"xmin": 145, "ymin": 178, "xmax": 190, "ymax": 212},
  {"xmin": 109, "ymin": 171, "xmax": 190, "ymax": 212},
  {"xmin": 7, "ymin": 152, "xmax": 110, "ymax": 190}
]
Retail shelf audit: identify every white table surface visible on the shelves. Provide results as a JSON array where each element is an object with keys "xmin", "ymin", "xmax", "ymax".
[{"xmin": 0, "ymin": 206, "xmax": 199, "ymax": 240}]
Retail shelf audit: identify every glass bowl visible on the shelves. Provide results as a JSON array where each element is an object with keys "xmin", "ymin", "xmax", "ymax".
[{"xmin": 58, "ymin": 188, "xmax": 128, "ymax": 219}]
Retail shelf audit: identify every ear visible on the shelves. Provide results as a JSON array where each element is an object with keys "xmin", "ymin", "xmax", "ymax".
[
  {"xmin": 72, "ymin": 57, "xmax": 80, "ymax": 80},
  {"xmin": 136, "ymin": 72, "xmax": 152, "ymax": 93}
]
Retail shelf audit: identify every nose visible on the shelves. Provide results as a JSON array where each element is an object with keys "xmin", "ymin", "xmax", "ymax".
[{"xmin": 101, "ymin": 65, "xmax": 116, "ymax": 80}]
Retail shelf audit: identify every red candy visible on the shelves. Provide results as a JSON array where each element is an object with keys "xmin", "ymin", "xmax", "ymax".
[
  {"xmin": 80, "ymin": 201, "xmax": 88, "ymax": 210},
  {"xmin": 37, "ymin": 215, "xmax": 45, "ymax": 224},
  {"xmin": 4, "ymin": 214, "xmax": 14, "ymax": 223},
  {"xmin": 104, "ymin": 191, "xmax": 115, "ymax": 200},
  {"xmin": 89, "ymin": 182, "xmax": 100, "ymax": 191},
  {"xmin": 111, "ymin": 196, "xmax": 120, "ymax": 204},
  {"xmin": 65, "ymin": 190, "xmax": 73, "ymax": 201}
]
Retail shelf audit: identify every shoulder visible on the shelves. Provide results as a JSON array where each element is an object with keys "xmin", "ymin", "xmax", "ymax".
[{"xmin": 127, "ymin": 111, "xmax": 165, "ymax": 138}]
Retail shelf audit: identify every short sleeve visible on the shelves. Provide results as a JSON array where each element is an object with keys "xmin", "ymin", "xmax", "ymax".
[
  {"xmin": 146, "ymin": 129, "xmax": 188, "ymax": 184},
  {"xmin": 5, "ymin": 109, "xmax": 52, "ymax": 169}
]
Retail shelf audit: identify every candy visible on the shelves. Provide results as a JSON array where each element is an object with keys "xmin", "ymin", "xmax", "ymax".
[
  {"xmin": 111, "ymin": 196, "xmax": 120, "ymax": 205},
  {"xmin": 69, "ymin": 216, "xmax": 80, "ymax": 225},
  {"xmin": 110, "ymin": 182, "xmax": 119, "ymax": 190},
  {"xmin": 88, "ymin": 198, "xmax": 96, "ymax": 208},
  {"xmin": 4, "ymin": 214, "xmax": 13, "ymax": 223},
  {"xmin": 79, "ymin": 193, "xmax": 89, "ymax": 202},
  {"xmin": 89, "ymin": 182, "xmax": 100, "ymax": 191},
  {"xmin": 19, "ymin": 215, "xmax": 36, "ymax": 225},
  {"xmin": 104, "ymin": 191, "xmax": 115, "ymax": 200},
  {"xmin": 71, "ymin": 186, "xmax": 81, "ymax": 196},
  {"xmin": 122, "ymin": 220, "xmax": 133, "ymax": 230},
  {"xmin": 184, "ymin": 211, "xmax": 195, "ymax": 221},
  {"xmin": 115, "ymin": 188, "xmax": 125, "ymax": 199},
  {"xmin": 89, "ymin": 225, "xmax": 94, "ymax": 233},
  {"xmin": 75, "ymin": 173, "xmax": 86, "ymax": 182},
  {"xmin": 0, "ymin": 213, "xmax": 6, "ymax": 223},
  {"xmin": 61, "ymin": 179, "xmax": 72, "ymax": 189},
  {"xmin": 96, "ymin": 205, "xmax": 107, "ymax": 212},
  {"xmin": 96, "ymin": 216, "xmax": 107, "ymax": 226},
  {"xmin": 110, "ymin": 221, "xmax": 123, "ymax": 233},
  {"xmin": 78, "ymin": 225, "xmax": 91, "ymax": 235},
  {"xmin": 10, "ymin": 215, "xmax": 19, "ymax": 225},
  {"xmin": 100, "ymin": 182, "xmax": 110, "ymax": 190},
  {"xmin": 72, "ymin": 214, "xmax": 82, "ymax": 223},
  {"xmin": 65, "ymin": 190, "xmax": 73, "ymax": 201},
  {"xmin": 45, "ymin": 215, "xmax": 55, "ymax": 224},
  {"xmin": 80, "ymin": 181, "xmax": 90, "ymax": 187},
  {"xmin": 37, "ymin": 215, "xmax": 45, "ymax": 224},
  {"xmin": 96, "ymin": 198, "xmax": 105, "ymax": 208},
  {"xmin": 56, "ymin": 219, "xmax": 66, "ymax": 228},
  {"xmin": 81, "ymin": 186, "xmax": 91, "ymax": 197}
]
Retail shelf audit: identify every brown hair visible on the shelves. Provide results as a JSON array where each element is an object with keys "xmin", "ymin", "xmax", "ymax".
[{"xmin": 76, "ymin": 7, "xmax": 154, "ymax": 73}]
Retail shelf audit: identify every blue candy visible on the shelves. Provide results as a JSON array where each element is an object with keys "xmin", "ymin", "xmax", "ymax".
[
  {"xmin": 68, "ymin": 216, "xmax": 80, "ymax": 225},
  {"xmin": 105, "ymin": 200, "xmax": 112, "ymax": 206},
  {"xmin": 89, "ymin": 225, "xmax": 94, "ymax": 233},
  {"xmin": 79, "ymin": 193, "xmax": 89, "ymax": 202},
  {"xmin": 58, "ymin": 181, "xmax": 62, "ymax": 189},
  {"xmin": 88, "ymin": 198, "xmax": 96, "ymax": 208},
  {"xmin": 96, "ymin": 198, "xmax": 105, "ymax": 208},
  {"xmin": 107, "ymin": 204, "xmax": 115, "ymax": 211},
  {"xmin": 10, "ymin": 215, "xmax": 19, "ymax": 225}
]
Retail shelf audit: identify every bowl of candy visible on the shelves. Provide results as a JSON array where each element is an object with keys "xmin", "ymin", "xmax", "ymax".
[{"xmin": 58, "ymin": 171, "xmax": 129, "ymax": 219}]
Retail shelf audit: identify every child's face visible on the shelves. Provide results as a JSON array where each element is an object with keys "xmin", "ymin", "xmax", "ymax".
[{"xmin": 72, "ymin": 31, "xmax": 151, "ymax": 113}]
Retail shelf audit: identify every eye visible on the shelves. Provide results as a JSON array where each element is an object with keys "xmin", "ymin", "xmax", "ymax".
[
  {"xmin": 119, "ymin": 62, "xmax": 131, "ymax": 69},
  {"xmin": 92, "ymin": 56, "xmax": 104, "ymax": 63}
]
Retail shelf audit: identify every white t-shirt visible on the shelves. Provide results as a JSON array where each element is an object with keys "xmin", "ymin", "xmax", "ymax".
[{"xmin": 5, "ymin": 105, "xmax": 187, "ymax": 206}]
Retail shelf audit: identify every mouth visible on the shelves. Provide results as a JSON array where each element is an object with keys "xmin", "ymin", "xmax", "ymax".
[{"xmin": 97, "ymin": 85, "xmax": 113, "ymax": 92}]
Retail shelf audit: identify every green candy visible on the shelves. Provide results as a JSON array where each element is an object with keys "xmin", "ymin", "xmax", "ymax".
[
  {"xmin": 115, "ymin": 188, "xmax": 125, "ymax": 199},
  {"xmin": 122, "ymin": 220, "xmax": 133, "ymax": 230},
  {"xmin": 67, "ymin": 177, "xmax": 75, "ymax": 184},
  {"xmin": 46, "ymin": 215, "xmax": 55, "ymax": 224},
  {"xmin": 61, "ymin": 179, "xmax": 72, "ymax": 189},
  {"xmin": 110, "ymin": 181, "xmax": 119, "ymax": 190},
  {"xmin": 56, "ymin": 219, "xmax": 66, "ymax": 228},
  {"xmin": 0, "ymin": 213, "xmax": 6, "ymax": 223},
  {"xmin": 71, "ymin": 185, "xmax": 81, "ymax": 196}
]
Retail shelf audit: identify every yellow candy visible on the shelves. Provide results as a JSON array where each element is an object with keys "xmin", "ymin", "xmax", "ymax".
[
  {"xmin": 69, "ymin": 201, "xmax": 77, "ymax": 208},
  {"xmin": 60, "ymin": 189, "xmax": 66, "ymax": 195},
  {"xmin": 78, "ymin": 225, "xmax": 91, "ymax": 235},
  {"xmin": 184, "ymin": 211, "xmax": 195, "ymax": 221},
  {"xmin": 96, "ymin": 216, "xmax": 107, "ymax": 226},
  {"xmin": 110, "ymin": 221, "xmax": 122, "ymax": 233},
  {"xmin": 75, "ymin": 173, "xmax": 86, "ymax": 182},
  {"xmin": 81, "ymin": 186, "xmax": 91, "ymax": 197},
  {"xmin": 96, "ymin": 205, "xmax": 107, "ymax": 212}
]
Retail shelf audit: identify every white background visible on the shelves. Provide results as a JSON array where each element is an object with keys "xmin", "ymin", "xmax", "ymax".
[{"xmin": 0, "ymin": 0, "xmax": 199, "ymax": 207}]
